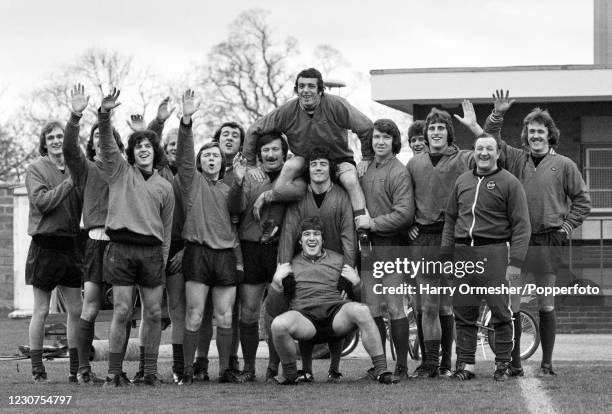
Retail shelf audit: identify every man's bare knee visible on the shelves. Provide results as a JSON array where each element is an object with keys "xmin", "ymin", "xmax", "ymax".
[{"xmin": 271, "ymin": 316, "xmax": 291, "ymax": 336}]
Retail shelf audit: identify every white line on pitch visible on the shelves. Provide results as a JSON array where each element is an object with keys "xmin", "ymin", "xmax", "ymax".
[{"xmin": 519, "ymin": 366, "xmax": 558, "ymax": 414}]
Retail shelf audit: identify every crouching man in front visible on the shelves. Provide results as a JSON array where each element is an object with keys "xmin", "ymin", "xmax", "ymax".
[{"xmin": 270, "ymin": 217, "xmax": 397, "ymax": 385}]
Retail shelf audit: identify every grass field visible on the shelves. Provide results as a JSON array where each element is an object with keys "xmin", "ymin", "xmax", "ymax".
[{"xmin": 0, "ymin": 313, "xmax": 610, "ymax": 413}]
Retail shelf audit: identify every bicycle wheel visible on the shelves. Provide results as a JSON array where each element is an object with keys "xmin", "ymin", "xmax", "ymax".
[
  {"xmin": 518, "ymin": 310, "xmax": 539, "ymax": 360},
  {"xmin": 406, "ymin": 307, "xmax": 420, "ymax": 360},
  {"xmin": 340, "ymin": 330, "xmax": 360, "ymax": 357},
  {"xmin": 486, "ymin": 310, "xmax": 540, "ymax": 361}
]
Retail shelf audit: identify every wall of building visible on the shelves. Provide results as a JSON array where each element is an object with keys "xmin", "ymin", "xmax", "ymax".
[{"xmin": 0, "ymin": 184, "xmax": 15, "ymax": 310}]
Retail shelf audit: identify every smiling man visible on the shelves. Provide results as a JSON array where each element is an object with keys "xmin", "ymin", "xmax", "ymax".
[
  {"xmin": 406, "ymin": 105, "xmax": 476, "ymax": 378},
  {"xmin": 270, "ymin": 217, "xmax": 397, "ymax": 385},
  {"xmin": 480, "ymin": 91, "xmax": 591, "ymax": 378},
  {"xmin": 441, "ymin": 134, "xmax": 530, "ymax": 381},
  {"xmin": 194, "ymin": 121, "xmax": 246, "ymax": 380},
  {"xmin": 97, "ymin": 89, "xmax": 174, "ymax": 387},
  {"xmin": 357, "ymin": 119, "xmax": 414, "ymax": 379},
  {"xmin": 227, "ymin": 131, "xmax": 290, "ymax": 382},
  {"xmin": 26, "ymin": 119, "xmax": 83, "ymax": 383},
  {"xmin": 243, "ymin": 68, "xmax": 374, "ymax": 250},
  {"xmin": 174, "ymin": 90, "xmax": 241, "ymax": 385}
]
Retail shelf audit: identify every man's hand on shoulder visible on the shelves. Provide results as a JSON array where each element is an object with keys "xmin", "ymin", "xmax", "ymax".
[{"xmin": 357, "ymin": 160, "xmax": 370, "ymax": 178}]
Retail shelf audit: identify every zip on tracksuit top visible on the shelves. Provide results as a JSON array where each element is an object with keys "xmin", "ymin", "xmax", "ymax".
[
  {"xmin": 441, "ymin": 167, "xmax": 531, "ymax": 268},
  {"xmin": 176, "ymin": 119, "xmax": 235, "ymax": 249},
  {"xmin": 243, "ymin": 94, "xmax": 374, "ymax": 166},
  {"xmin": 484, "ymin": 112, "xmax": 591, "ymax": 235},
  {"xmin": 98, "ymin": 111, "xmax": 174, "ymax": 264}
]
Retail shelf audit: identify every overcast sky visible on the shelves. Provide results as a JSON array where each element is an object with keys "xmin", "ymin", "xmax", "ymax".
[{"xmin": 0, "ymin": 0, "xmax": 594, "ymax": 115}]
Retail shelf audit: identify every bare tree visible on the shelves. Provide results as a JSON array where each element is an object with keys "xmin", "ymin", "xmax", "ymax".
[
  {"xmin": 199, "ymin": 9, "xmax": 298, "ymax": 128},
  {"xmin": 0, "ymin": 124, "xmax": 36, "ymax": 183}
]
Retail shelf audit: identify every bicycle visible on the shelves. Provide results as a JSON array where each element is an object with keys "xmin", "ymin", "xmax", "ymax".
[{"xmin": 453, "ymin": 296, "xmax": 540, "ymax": 361}]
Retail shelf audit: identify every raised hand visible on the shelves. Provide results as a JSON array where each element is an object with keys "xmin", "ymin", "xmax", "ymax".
[
  {"xmin": 156, "ymin": 96, "xmax": 176, "ymax": 122},
  {"xmin": 101, "ymin": 88, "xmax": 121, "ymax": 113},
  {"xmin": 493, "ymin": 89, "xmax": 516, "ymax": 115},
  {"xmin": 453, "ymin": 99, "xmax": 483, "ymax": 135},
  {"xmin": 181, "ymin": 89, "xmax": 200, "ymax": 122},
  {"xmin": 126, "ymin": 114, "xmax": 146, "ymax": 132},
  {"xmin": 232, "ymin": 152, "xmax": 247, "ymax": 185},
  {"xmin": 70, "ymin": 83, "xmax": 90, "ymax": 115}
]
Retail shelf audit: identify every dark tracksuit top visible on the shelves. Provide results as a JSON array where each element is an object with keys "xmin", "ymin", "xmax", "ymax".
[
  {"xmin": 441, "ymin": 167, "xmax": 531, "ymax": 268},
  {"xmin": 176, "ymin": 120, "xmax": 235, "ymax": 249},
  {"xmin": 98, "ymin": 111, "xmax": 174, "ymax": 264},
  {"xmin": 243, "ymin": 93, "xmax": 374, "ymax": 165},
  {"xmin": 484, "ymin": 112, "xmax": 591, "ymax": 235}
]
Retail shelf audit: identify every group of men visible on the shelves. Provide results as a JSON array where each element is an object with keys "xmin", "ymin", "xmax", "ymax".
[{"xmin": 25, "ymin": 66, "xmax": 590, "ymax": 388}]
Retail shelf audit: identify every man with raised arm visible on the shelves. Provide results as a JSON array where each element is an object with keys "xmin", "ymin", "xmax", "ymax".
[
  {"xmin": 193, "ymin": 121, "xmax": 246, "ymax": 380},
  {"xmin": 441, "ymin": 133, "xmax": 530, "ymax": 381},
  {"xmin": 26, "ymin": 118, "xmax": 83, "ymax": 383},
  {"xmin": 243, "ymin": 67, "xmax": 374, "ymax": 248},
  {"xmin": 63, "ymin": 84, "xmax": 126, "ymax": 385},
  {"xmin": 270, "ymin": 217, "xmax": 397, "ymax": 385},
  {"xmin": 98, "ymin": 89, "xmax": 174, "ymax": 387},
  {"xmin": 175, "ymin": 90, "xmax": 241, "ymax": 385},
  {"xmin": 478, "ymin": 91, "xmax": 591, "ymax": 378},
  {"xmin": 357, "ymin": 118, "xmax": 414, "ymax": 379}
]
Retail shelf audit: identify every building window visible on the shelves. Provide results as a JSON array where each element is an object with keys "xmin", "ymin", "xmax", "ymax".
[{"xmin": 584, "ymin": 147, "xmax": 612, "ymax": 212}]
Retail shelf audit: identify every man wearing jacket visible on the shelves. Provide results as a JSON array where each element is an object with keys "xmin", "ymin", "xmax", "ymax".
[{"xmin": 441, "ymin": 134, "xmax": 530, "ymax": 381}]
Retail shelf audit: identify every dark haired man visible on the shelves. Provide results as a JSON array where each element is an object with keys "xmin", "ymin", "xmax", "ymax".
[
  {"xmin": 408, "ymin": 120, "xmax": 428, "ymax": 155},
  {"xmin": 270, "ymin": 146, "xmax": 356, "ymax": 381},
  {"xmin": 26, "ymin": 118, "xmax": 83, "ymax": 383},
  {"xmin": 175, "ymin": 90, "xmax": 240, "ymax": 385},
  {"xmin": 406, "ymin": 103, "xmax": 477, "ymax": 378},
  {"xmin": 98, "ymin": 89, "xmax": 174, "ymax": 387},
  {"xmin": 194, "ymin": 120, "xmax": 246, "ymax": 379},
  {"xmin": 358, "ymin": 118, "xmax": 414, "ymax": 379},
  {"xmin": 243, "ymin": 67, "xmax": 374, "ymax": 249},
  {"xmin": 441, "ymin": 134, "xmax": 530, "ymax": 381},
  {"xmin": 63, "ymin": 84, "xmax": 122, "ymax": 385},
  {"xmin": 271, "ymin": 217, "xmax": 397, "ymax": 384},
  {"xmin": 478, "ymin": 91, "xmax": 591, "ymax": 378},
  {"xmin": 228, "ymin": 131, "xmax": 296, "ymax": 382}
]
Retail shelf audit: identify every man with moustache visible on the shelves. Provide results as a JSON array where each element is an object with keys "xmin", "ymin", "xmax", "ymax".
[
  {"xmin": 441, "ymin": 134, "xmax": 530, "ymax": 381},
  {"xmin": 228, "ymin": 131, "xmax": 293, "ymax": 381}
]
